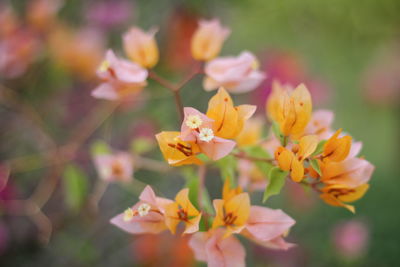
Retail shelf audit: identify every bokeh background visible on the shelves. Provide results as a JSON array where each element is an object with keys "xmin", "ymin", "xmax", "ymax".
[{"xmin": 1, "ymin": 0, "xmax": 399, "ymax": 266}]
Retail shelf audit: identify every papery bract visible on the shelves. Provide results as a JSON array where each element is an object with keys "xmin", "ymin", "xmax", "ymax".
[
  {"xmin": 323, "ymin": 129, "xmax": 352, "ymax": 162},
  {"xmin": 204, "ymin": 51, "xmax": 265, "ymax": 93},
  {"xmin": 191, "ymin": 19, "xmax": 230, "ymax": 61},
  {"xmin": 320, "ymin": 184, "xmax": 369, "ymax": 213},
  {"xmin": 123, "ymin": 26, "xmax": 159, "ymax": 68}
]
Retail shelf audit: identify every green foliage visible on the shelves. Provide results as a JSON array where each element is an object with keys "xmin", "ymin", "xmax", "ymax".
[
  {"xmin": 271, "ymin": 121, "xmax": 285, "ymax": 146},
  {"xmin": 63, "ymin": 164, "xmax": 88, "ymax": 212},
  {"xmin": 311, "ymin": 140, "xmax": 327, "ymax": 156},
  {"xmin": 309, "ymin": 158, "xmax": 322, "ymax": 176},
  {"xmin": 131, "ymin": 137, "xmax": 154, "ymax": 154},
  {"xmin": 216, "ymin": 155, "xmax": 237, "ymax": 186},
  {"xmin": 243, "ymin": 145, "xmax": 274, "ymax": 176},
  {"xmin": 263, "ymin": 167, "xmax": 288, "ymax": 202},
  {"xmin": 90, "ymin": 140, "xmax": 111, "ymax": 157}
]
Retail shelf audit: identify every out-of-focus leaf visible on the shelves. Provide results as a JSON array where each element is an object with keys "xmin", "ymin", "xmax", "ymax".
[
  {"xmin": 243, "ymin": 146, "xmax": 274, "ymax": 178},
  {"xmin": 131, "ymin": 137, "xmax": 154, "ymax": 154},
  {"xmin": 271, "ymin": 121, "xmax": 285, "ymax": 146},
  {"xmin": 63, "ymin": 164, "xmax": 88, "ymax": 212},
  {"xmin": 311, "ymin": 140, "xmax": 327, "ymax": 156},
  {"xmin": 310, "ymin": 159, "xmax": 322, "ymax": 176},
  {"xmin": 263, "ymin": 167, "xmax": 288, "ymax": 202},
  {"xmin": 90, "ymin": 140, "xmax": 110, "ymax": 157},
  {"xmin": 216, "ymin": 155, "xmax": 237, "ymax": 186}
]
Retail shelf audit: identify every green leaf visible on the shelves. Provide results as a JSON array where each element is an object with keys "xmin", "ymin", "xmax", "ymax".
[
  {"xmin": 216, "ymin": 155, "xmax": 237, "ymax": 186},
  {"xmin": 271, "ymin": 121, "xmax": 285, "ymax": 146},
  {"xmin": 90, "ymin": 140, "xmax": 110, "ymax": 157},
  {"xmin": 131, "ymin": 137, "xmax": 154, "ymax": 154},
  {"xmin": 63, "ymin": 164, "xmax": 88, "ymax": 212},
  {"xmin": 242, "ymin": 146, "xmax": 274, "ymax": 177},
  {"xmin": 263, "ymin": 167, "xmax": 288, "ymax": 202},
  {"xmin": 311, "ymin": 140, "xmax": 327, "ymax": 156},
  {"xmin": 309, "ymin": 159, "xmax": 322, "ymax": 176}
]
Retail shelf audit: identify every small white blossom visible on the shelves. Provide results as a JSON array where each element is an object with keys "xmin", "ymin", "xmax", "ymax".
[
  {"xmin": 123, "ymin": 208, "xmax": 134, "ymax": 222},
  {"xmin": 185, "ymin": 115, "xmax": 203, "ymax": 129},
  {"xmin": 199, "ymin": 128, "xmax": 214, "ymax": 142},
  {"xmin": 98, "ymin": 60, "xmax": 110, "ymax": 72},
  {"xmin": 137, "ymin": 203, "xmax": 151, "ymax": 217}
]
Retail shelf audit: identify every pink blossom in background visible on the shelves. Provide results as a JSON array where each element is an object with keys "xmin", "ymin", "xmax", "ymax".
[
  {"xmin": 332, "ymin": 220, "xmax": 369, "ymax": 259},
  {"xmin": 362, "ymin": 42, "xmax": 400, "ymax": 106},
  {"xmin": 86, "ymin": 0, "xmax": 133, "ymax": 30},
  {"xmin": 253, "ymin": 50, "xmax": 331, "ymax": 111},
  {"xmin": 93, "ymin": 151, "xmax": 133, "ymax": 182}
]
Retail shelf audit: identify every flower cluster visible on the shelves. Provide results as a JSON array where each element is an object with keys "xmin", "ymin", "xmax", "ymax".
[{"xmin": 90, "ymin": 18, "xmax": 376, "ymax": 267}]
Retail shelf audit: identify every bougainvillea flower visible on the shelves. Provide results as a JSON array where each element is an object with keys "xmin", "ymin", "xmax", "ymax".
[
  {"xmin": 204, "ymin": 51, "xmax": 265, "ymax": 93},
  {"xmin": 304, "ymin": 109, "xmax": 334, "ymax": 140},
  {"xmin": 266, "ymin": 81, "xmax": 312, "ymax": 137},
  {"xmin": 92, "ymin": 49, "xmax": 148, "ymax": 100},
  {"xmin": 320, "ymin": 183, "xmax": 370, "ymax": 213},
  {"xmin": 320, "ymin": 158, "xmax": 374, "ymax": 188},
  {"xmin": 274, "ymin": 147, "xmax": 304, "ymax": 182},
  {"xmin": 242, "ymin": 206, "xmax": 295, "ymax": 248},
  {"xmin": 236, "ymin": 117, "xmax": 263, "ymax": 147},
  {"xmin": 123, "ymin": 26, "xmax": 159, "ymax": 68},
  {"xmin": 238, "ymin": 159, "xmax": 267, "ymax": 191},
  {"xmin": 156, "ymin": 131, "xmax": 202, "ymax": 166},
  {"xmin": 180, "ymin": 107, "xmax": 215, "ymax": 142},
  {"xmin": 212, "ymin": 191, "xmax": 250, "ymax": 237},
  {"xmin": 93, "ymin": 151, "xmax": 133, "ymax": 182},
  {"xmin": 111, "ymin": 185, "xmax": 172, "ymax": 234},
  {"xmin": 189, "ymin": 228, "xmax": 246, "ymax": 267},
  {"xmin": 190, "ymin": 19, "xmax": 230, "ymax": 61},
  {"xmin": 164, "ymin": 188, "xmax": 202, "ymax": 234},
  {"xmin": 296, "ymin": 134, "xmax": 319, "ymax": 161},
  {"xmin": 322, "ymin": 129, "xmax": 352, "ymax": 162},
  {"xmin": 207, "ymin": 88, "xmax": 257, "ymax": 139}
]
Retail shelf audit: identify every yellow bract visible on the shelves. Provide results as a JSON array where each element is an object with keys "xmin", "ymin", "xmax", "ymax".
[
  {"xmin": 164, "ymin": 188, "xmax": 201, "ymax": 234},
  {"xmin": 235, "ymin": 118, "xmax": 263, "ymax": 147},
  {"xmin": 266, "ymin": 81, "xmax": 312, "ymax": 138},
  {"xmin": 323, "ymin": 129, "xmax": 352, "ymax": 162},
  {"xmin": 320, "ymin": 184, "xmax": 369, "ymax": 213},
  {"xmin": 206, "ymin": 88, "xmax": 256, "ymax": 139},
  {"xmin": 155, "ymin": 131, "xmax": 202, "ymax": 166}
]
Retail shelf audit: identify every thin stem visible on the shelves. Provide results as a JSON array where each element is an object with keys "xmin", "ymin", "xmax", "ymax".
[{"xmin": 173, "ymin": 89, "xmax": 184, "ymax": 120}]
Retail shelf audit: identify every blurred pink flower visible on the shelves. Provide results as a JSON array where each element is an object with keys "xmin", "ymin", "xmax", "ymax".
[
  {"xmin": 362, "ymin": 43, "xmax": 400, "ymax": 106},
  {"xmin": 92, "ymin": 49, "xmax": 148, "ymax": 100},
  {"xmin": 189, "ymin": 228, "xmax": 246, "ymax": 267},
  {"xmin": 111, "ymin": 185, "xmax": 172, "ymax": 234},
  {"xmin": 204, "ymin": 51, "xmax": 266, "ymax": 93},
  {"xmin": 93, "ymin": 151, "xmax": 133, "ymax": 182},
  {"xmin": 303, "ymin": 110, "xmax": 335, "ymax": 140},
  {"xmin": 86, "ymin": 0, "xmax": 133, "ymax": 30},
  {"xmin": 253, "ymin": 50, "xmax": 330, "ymax": 110},
  {"xmin": 238, "ymin": 159, "xmax": 267, "ymax": 191},
  {"xmin": 179, "ymin": 107, "xmax": 236, "ymax": 160},
  {"xmin": 27, "ymin": 0, "xmax": 63, "ymax": 32},
  {"xmin": 332, "ymin": 220, "xmax": 369, "ymax": 259}
]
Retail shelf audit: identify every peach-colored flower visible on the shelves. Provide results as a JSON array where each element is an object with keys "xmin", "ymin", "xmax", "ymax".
[
  {"xmin": 304, "ymin": 110, "xmax": 335, "ymax": 140},
  {"xmin": 191, "ymin": 19, "xmax": 230, "ymax": 61},
  {"xmin": 123, "ymin": 26, "xmax": 159, "ymax": 68},
  {"xmin": 93, "ymin": 151, "xmax": 133, "ymax": 182},
  {"xmin": 27, "ymin": 0, "xmax": 63, "ymax": 31},
  {"xmin": 179, "ymin": 107, "xmax": 236, "ymax": 160},
  {"xmin": 111, "ymin": 186, "xmax": 172, "ymax": 234},
  {"xmin": 189, "ymin": 228, "xmax": 246, "ymax": 267},
  {"xmin": 204, "ymin": 52, "xmax": 265, "ymax": 93},
  {"xmin": 92, "ymin": 49, "xmax": 148, "ymax": 100}
]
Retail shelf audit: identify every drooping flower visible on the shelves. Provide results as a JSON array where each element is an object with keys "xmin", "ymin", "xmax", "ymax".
[
  {"xmin": 93, "ymin": 151, "xmax": 133, "ymax": 182},
  {"xmin": 189, "ymin": 228, "xmax": 246, "ymax": 267},
  {"xmin": 164, "ymin": 188, "xmax": 202, "ymax": 234},
  {"xmin": 191, "ymin": 19, "xmax": 230, "ymax": 61},
  {"xmin": 204, "ymin": 52, "xmax": 265, "ymax": 93},
  {"xmin": 111, "ymin": 186, "xmax": 172, "ymax": 234},
  {"xmin": 266, "ymin": 81, "xmax": 312, "ymax": 137},
  {"xmin": 322, "ymin": 129, "xmax": 352, "ymax": 162},
  {"xmin": 319, "ymin": 183, "xmax": 370, "ymax": 213},
  {"xmin": 92, "ymin": 49, "xmax": 148, "ymax": 100},
  {"xmin": 123, "ymin": 26, "xmax": 159, "ymax": 68},
  {"xmin": 206, "ymin": 88, "xmax": 257, "ymax": 139},
  {"xmin": 155, "ymin": 131, "xmax": 202, "ymax": 166}
]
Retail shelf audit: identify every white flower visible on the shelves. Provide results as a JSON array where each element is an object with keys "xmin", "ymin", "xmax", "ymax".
[
  {"xmin": 123, "ymin": 208, "xmax": 134, "ymax": 222},
  {"xmin": 137, "ymin": 203, "xmax": 151, "ymax": 217},
  {"xmin": 185, "ymin": 115, "xmax": 203, "ymax": 129},
  {"xmin": 98, "ymin": 59, "xmax": 110, "ymax": 72},
  {"xmin": 199, "ymin": 128, "xmax": 214, "ymax": 142}
]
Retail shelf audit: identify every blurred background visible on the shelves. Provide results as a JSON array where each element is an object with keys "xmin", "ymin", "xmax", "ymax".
[{"xmin": 0, "ymin": 0, "xmax": 399, "ymax": 266}]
